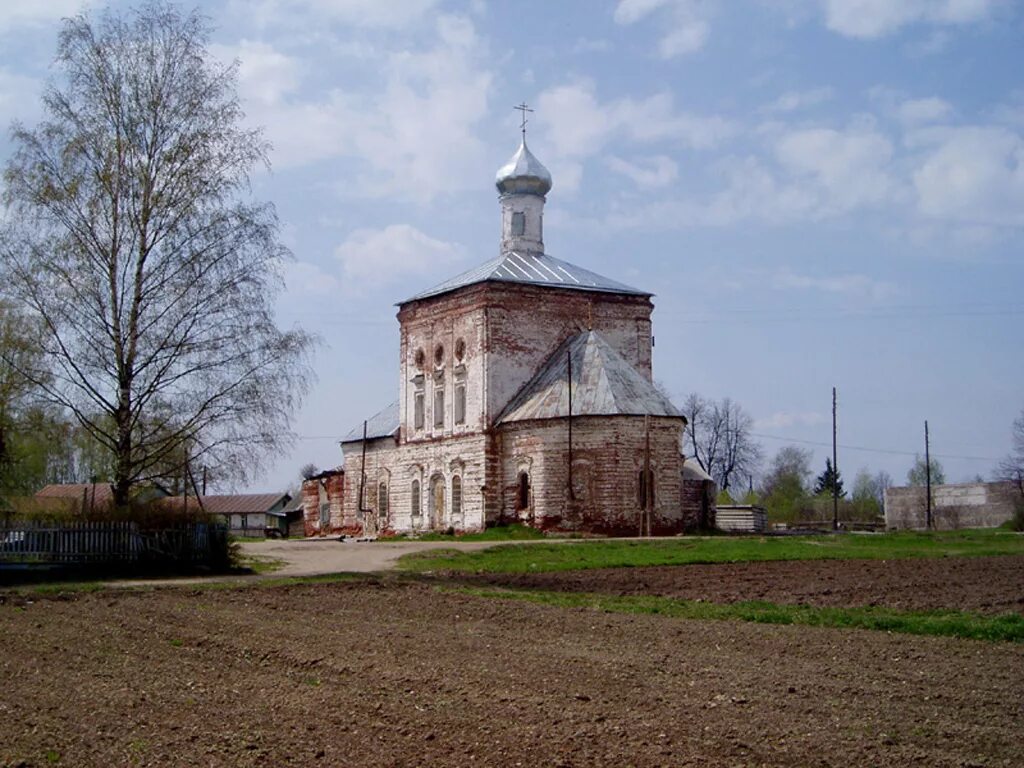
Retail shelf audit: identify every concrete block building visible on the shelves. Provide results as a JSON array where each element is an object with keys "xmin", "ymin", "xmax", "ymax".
[{"xmin": 320, "ymin": 133, "xmax": 696, "ymax": 537}]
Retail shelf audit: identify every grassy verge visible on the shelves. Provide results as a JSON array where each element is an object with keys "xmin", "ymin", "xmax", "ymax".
[
  {"xmin": 399, "ymin": 529, "xmax": 1024, "ymax": 573},
  {"xmin": 455, "ymin": 586, "xmax": 1024, "ymax": 643},
  {"xmin": 390, "ymin": 523, "xmax": 549, "ymax": 542}
]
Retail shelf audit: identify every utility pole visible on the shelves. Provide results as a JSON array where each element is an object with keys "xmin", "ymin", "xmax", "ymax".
[
  {"xmin": 925, "ymin": 420, "xmax": 932, "ymax": 530},
  {"xmin": 567, "ymin": 348, "xmax": 574, "ymax": 502},
  {"xmin": 643, "ymin": 414, "xmax": 652, "ymax": 537},
  {"xmin": 832, "ymin": 386, "xmax": 839, "ymax": 531}
]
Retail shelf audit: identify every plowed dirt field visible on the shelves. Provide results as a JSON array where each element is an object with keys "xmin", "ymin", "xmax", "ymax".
[
  {"xmin": 2, "ymin": 572, "xmax": 1022, "ymax": 767},
  {"xmin": 457, "ymin": 554, "xmax": 1024, "ymax": 614}
]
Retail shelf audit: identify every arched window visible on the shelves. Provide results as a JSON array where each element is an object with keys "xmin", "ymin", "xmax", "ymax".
[
  {"xmin": 377, "ymin": 482, "xmax": 389, "ymax": 520},
  {"xmin": 637, "ymin": 469, "xmax": 655, "ymax": 508},
  {"xmin": 451, "ymin": 475, "xmax": 462, "ymax": 517},
  {"xmin": 516, "ymin": 471, "xmax": 531, "ymax": 510},
  {"xmin": 411, "ymin": 479, "xmax": 421, "ymax": 517}
]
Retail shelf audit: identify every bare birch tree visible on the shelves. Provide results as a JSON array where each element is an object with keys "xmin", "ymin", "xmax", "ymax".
[
  {"xmin": 1, "ymin": 2, "xmax": 314, "ymax": 506},
  {"xmin": 682, "ymin": 393, "xmax": 762, "ymax": 492}
]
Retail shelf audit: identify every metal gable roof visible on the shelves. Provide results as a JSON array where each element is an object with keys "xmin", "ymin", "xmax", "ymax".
[
  {"xmin": 497, "ymin": 330, "xmax": 682, "ymax": 424},
  {"xmin": 342, "ymin": 400, "xmax": 400, "ymax": 443},
  {"xmin": 401, "ymin": 252, "xmax": 651, "ymax": 304}
]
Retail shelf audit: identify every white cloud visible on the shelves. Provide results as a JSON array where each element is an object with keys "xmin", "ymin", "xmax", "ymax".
[
  {"xmin": 773, "ymin": 123, "xmax": 897, "ymax": 213},
  {"xmin": 613, "ymin": 0, "xmax": 712, "ymax": 58},
  {"xmin": 755, "ymin": 411, "xmax": 826, "ymax": 430},
  {"xmin": 909, "ymin": 126, "xmax": 1024, "ymax": 227},
  {"xmin": 606, "ymin": 155, "xmax": 679, "ymax": 188},
  {"xmin": 223, "ymin": 15, "xmax": 493, "ymax": 200},
  {"xmin": 0, "ymin": 0, "xmax": 85, "ymax": 31},
  {"xmin": 820, "ymin": 0, "xmax": 997, "ymax": 39},
  {"xmin": 771, "ymin": 270, "xmax": 898, "ymax": 300},
  {"xmin": 537, "ymin": 79, "xmax": 734, "ymax": 161},
  {"xmin": 898, "ymin": 97, "xmax": 953, "ymax": 125},
  {"xmin": 763, "ymin": 87, "xmax": 834, "ymax": 113},
  {"xmin": 284, "ymin": 261, "xmax": 341, "ymax": 297},
  {"xmin": 210, "ymin": 40, "xmax": 303, "ymax": 106},
  {"xmin": 601, "ymin": 121, "xmax": 900, "ymax": 229},
  {"xmin": 334, "ymin": 224, "xmax": 465, "ymax": 287}
]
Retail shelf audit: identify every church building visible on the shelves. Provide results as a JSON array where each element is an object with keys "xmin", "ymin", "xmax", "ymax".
[{"xmin": 305, "ymin": 130, "xmax": 702, "ymax": 537}]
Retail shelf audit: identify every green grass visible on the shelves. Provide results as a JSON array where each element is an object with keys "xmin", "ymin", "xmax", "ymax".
[
  {"xmin": 391, "ymin": 523, "xmax": 549, "ymax": 542},
  {"xmin": 455, "ymin": 586, "xmax": 1024, "ymax": 643},
  {"xmin": 399, "ymin": 529, "xmax": 1024, "ymax": 573}
]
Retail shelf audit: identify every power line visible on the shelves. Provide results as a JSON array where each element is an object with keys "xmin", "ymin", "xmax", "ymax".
[{"xmin": 748, "ymin": 431, "xmax": 1000, "ymax": 463}]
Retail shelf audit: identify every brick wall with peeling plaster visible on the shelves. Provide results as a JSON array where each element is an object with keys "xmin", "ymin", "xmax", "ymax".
[{"xmin": 304, "ymin": 278, "xmax": 688, "ymax": 537}]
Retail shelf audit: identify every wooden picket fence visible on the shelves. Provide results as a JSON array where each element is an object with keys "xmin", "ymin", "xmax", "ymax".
[{"xmin": 0, "ymin": 520, "xmax": 228, "ymax": 567}]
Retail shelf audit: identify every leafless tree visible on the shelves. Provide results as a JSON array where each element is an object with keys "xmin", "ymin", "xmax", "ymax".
[
  {"xmin": 995, "ymin": 409, "xmax": 1024, "ymax": 497},
  {"xmin": 682, "ymin": 393, "xmax": 762, "ymax": 492},
  {"xmin": 1, "ymin": 3, "xmax": 315, "ymax": 506}
]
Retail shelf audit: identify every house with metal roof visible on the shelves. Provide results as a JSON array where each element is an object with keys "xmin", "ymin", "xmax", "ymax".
[{"xmin": 316, "ymin": 129, "xmax": 696, "ymax": 537}]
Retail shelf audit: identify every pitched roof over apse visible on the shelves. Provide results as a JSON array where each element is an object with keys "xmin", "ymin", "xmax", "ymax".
[
  {"xmin": 342, "ymin": 400, "xmax": 400, "ymax": 443},
  {"xmin": 498, "ymin": 330, "xmax": 683, "ymax": 424},
  {"xmin": 401, "ymin": 252, "xmax": 651, "ymax": 304}
]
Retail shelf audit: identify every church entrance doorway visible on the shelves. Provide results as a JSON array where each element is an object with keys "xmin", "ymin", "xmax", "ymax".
[{"xmin": 429, "ymin": 474, "xmax": 445, "ymax": 530}]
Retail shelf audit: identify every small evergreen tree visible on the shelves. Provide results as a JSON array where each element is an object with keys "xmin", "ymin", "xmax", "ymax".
[{"xmin": 813, "ymin": 458, "xmax": 846, "ymax": 498}]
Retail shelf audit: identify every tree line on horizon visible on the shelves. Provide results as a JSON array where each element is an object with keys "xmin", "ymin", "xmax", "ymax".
[{"xmin": 681, "ymin": 391, "xmax": 1023, "ymax": 525}]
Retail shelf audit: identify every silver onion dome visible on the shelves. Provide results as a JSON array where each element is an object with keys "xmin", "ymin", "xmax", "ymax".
[{"xmin": 495, "ymin": 139, "xmax": 553, "ymax": 196}]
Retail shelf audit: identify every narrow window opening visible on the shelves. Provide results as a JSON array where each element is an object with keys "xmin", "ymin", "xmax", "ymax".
[
  {"xmin": 414, "ymin": 390, "xmax": 425, "ymax": 430},
  {"xmin": 516, "ymin": 471, "xmax": 531, "ymax": 510},
  {"xmin": 319, "ymin": 501, "xmax": 330, "ymax": 525},
  {"xmin": 637, "ymin": 470, "xmax": 655, "ymax": 508},
  {"xmin": 377, "ymin": 482, "xmax": 389, "ymax": 520},
  {"xmin": 454, "ymin": 380, "xmax": 466, "ymax": 425},
  {"xmin": 451, "ymin": 475, "xmax": 462, "ymax": 518},
  {"xmin": 433, "ymin": 386, "xmax": 445, "ymax": 429},
  {"xmin": 411, "ymin": 479, "xmax": 421, "ymax": 517},
  {"xmin": 511, "ymin": 211, "xmax": 526, "ymax": 235}
]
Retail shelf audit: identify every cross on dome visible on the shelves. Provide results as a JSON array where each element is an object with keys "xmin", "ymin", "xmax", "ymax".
[{"xmin": 513, "ymin": 102, "xmax": 533, "ymax": 139}]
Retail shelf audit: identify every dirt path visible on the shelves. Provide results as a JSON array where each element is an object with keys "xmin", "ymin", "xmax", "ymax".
[
  {"xmin": 240, "ymin": 537, "xmax": 505, "ymax": 577},
  {"xmin": 1, "ymin": 580, "xmax": 1021, "ymax": 767}
]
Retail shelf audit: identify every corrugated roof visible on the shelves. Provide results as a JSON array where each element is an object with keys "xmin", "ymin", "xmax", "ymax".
[
  {"xmin": 402, "ymin": 252, "xmax": 650, "ymax": 304},
  {"xmin": 498, "ymin": 330, "xmax": 683, "ymax": 424},
  {"xmin": 36, "ymin": 483, "xmax": 116, "ymax": 505},
  {"xmin": 342, "ymin": 401, "xmax": 400, "ymax": 443},
  {"xmin": 162, "ymin": 493, "xmax": 290, "ymax": 515}
]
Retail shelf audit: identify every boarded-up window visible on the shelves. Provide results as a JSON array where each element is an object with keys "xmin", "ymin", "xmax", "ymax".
[
  {"xmin": 637, "ymin": 470, "xmax": 655, "ymax": 508},
  {"xmin": 454, "ymin": 380, "xmax": 466, "ymax": 425},
  {"xmin": 378, "ymin": 482, "xmax": 389, "ymax": 519},
  {"xmin": 433, "ymin": 386, "xmax": 445, "ymax": 429},
  {"xmin": 451, "ymin": 475, "xmax": 462, "ymax": 517},
  {"xmin": 319, "ymin": 502, "xmax": 330, "ymax": 525},
  {"xmin": 414, "ymin": 390, "xmax": 425, "ymax": 430},
  {"xmin": 516, "ymin": 471, "xmax": 531, "ymax": 510},
  {"xmin": 411, "ymin": 479, "xmax": 421, "ymax": 517}
]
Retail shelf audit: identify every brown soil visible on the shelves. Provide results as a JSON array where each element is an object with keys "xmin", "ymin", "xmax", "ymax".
[
  {"xmin": 459, "ymin": 555, "xmax": 1024, "ymax": 615},
  {"xmin": 1, "ymin": 578, "xmax": 1022, "ymax": 767}
]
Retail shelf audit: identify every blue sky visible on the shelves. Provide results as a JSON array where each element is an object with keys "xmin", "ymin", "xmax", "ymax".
[{"xmin": 2, "ymin": 0, "xmax": 1022, "ymax": 492}]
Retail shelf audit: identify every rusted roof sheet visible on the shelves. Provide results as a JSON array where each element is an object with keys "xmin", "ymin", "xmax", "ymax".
[
  {"xmin": 402, "ymin": 252, "xmax": 650, "ymax": 304},
  {"xmin": 161, "ymin": 493, "xmax": 290, "ymax": 515},
  {"xmin": 498, "ymin": 330, "xmax": 682, "ymax": 424},
  {"xmin": 342, "ymin": 400, "xmax": 400, "ymax": 443},
  {"xmin": 36, "ymin": 483, "xmax": 116, "ymax": 505}
]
